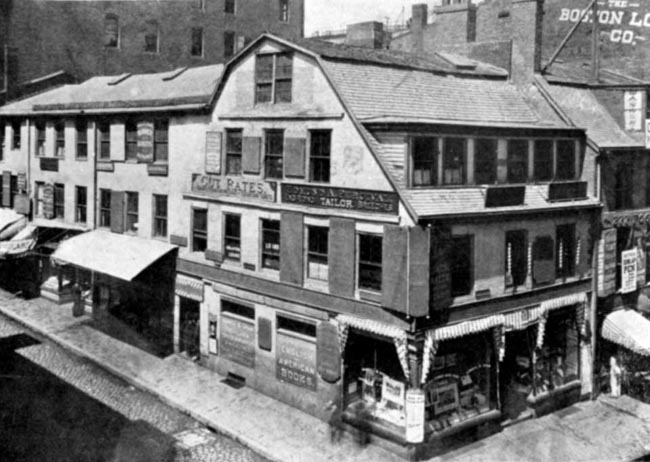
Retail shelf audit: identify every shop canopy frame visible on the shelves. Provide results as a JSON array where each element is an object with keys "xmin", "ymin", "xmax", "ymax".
[{"xmin": 602, "ymin": 309, "xmax": 650, "ymax": 356}]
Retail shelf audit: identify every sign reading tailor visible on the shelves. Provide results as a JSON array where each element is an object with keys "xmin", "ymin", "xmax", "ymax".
[
  {"xmin": 137, "ymin": 122, "xmax": 154, "ymax": 163},
  {"xmin": 277, "ymin": 333, "xmax": 317, "ymax": 390},
  {"xmin": 220, "ymin": 314, "xmax": 255, "ymax": 368},
  {"xmin": 282, "ymin": 184, "xmax": 398, "ymax": 215},
  {"xmin": 317, "ymin": 322, "xmax": 341, "ymax": 383},
  {"xmin": 192, "ymin": 174, "xmax": 276, "ymax": 203}
]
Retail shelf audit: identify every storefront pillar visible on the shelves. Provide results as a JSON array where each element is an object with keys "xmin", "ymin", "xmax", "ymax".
[
  {"xmin": 173, "ymin": 294, "xmax": 180, "ymax": 354},
  {"xmin": 408, "ymin": 332, "xmax": 425, "ymax": 389}
]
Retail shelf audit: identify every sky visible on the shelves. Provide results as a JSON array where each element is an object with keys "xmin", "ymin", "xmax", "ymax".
[{"xmin": 304, "ymin": 0, "xmax": 432, "ymax": 36}]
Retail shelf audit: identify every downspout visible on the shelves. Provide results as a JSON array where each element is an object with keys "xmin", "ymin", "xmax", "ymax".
[
  {"xmin": 26, "ymin": 118, "xmax": 31, "ymax": 202},
  {"xmin": 590, "ymin": 211, "xmax": 599, "ymax": 400}
]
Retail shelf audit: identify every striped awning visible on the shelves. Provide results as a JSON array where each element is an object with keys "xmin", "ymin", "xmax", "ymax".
[
  {"xmin": 432, "ymin": 314, "xmax": 505, "ymax": 342},
  {"xmin": 602, "ymin": 309, "xmax": 650, "ymax": 356},
  {"xmin": 503, "ymin": 306, "xmax": 546, "ymax": 331},
  {"xmin": 540, "ymin": 293, "xmax": 587, "ymax": 311},
  {"xmin": 175, "ymin": 274, "xmax": 204, "ymax": 302},
  {"xmin": 337, "ymin": 314, "xmax": 405, "ymax": 341}
]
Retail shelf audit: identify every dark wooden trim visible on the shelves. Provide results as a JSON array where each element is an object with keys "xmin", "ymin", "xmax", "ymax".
[{"xmin": 170, "ymin": 234, "xmax": 188, "ymax": 247}]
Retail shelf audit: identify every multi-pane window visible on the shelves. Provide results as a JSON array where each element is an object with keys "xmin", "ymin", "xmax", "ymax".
[
  {"xmin": 556, "ymin": 224, "xmax": 575, "ymax": 279},
  {"xmin": 255, "ymin": 55, "xmax": 273, "ymax": 103},
  {"xmin": 309, "ymin": 130, "xmax": 331, "ymax": 183},
  {"xmin": 11, "ymin": 120, "xmax": 20, "ymax": 150},
  {"xmin": 224, "ymin": 31, "xmax": 236, "ymax": 59},
  {"xmin": 36, "ymin": 121, "xmax": 46, "ymax": 156},
  {"xmin": 556, "ymin": 140, "xmax": 576, "ymax": 180},
  {"xmin": 358, "ymin": 234, "xmax": 382, "ymax": 291},
  {"xmin": 191, "ymin": 27, "xmax": 203, "ymax": 57},
  {"xmin": 507, "ymin": 139, "xmax": 528, "ymax": 183},
  {"xmin": 264, "ymin": 129, "xmax": 284, "ymax": 179},
  {"xmin": 125, "ymin": 119, "xmax": 138, "ymax": 161},
  {"xmin": 154, "ymin": 119, "xmax": 169, "ymax": 162},
  {"xmin": 192, "ymin": 208, "xmax": 208, "ymax": 252},
  {"xmin": 225, "ymin": 0, "xmax": 236, "ymax": 13},
  {"xmin": 225, "ymin": 129, "xmax": 242, "ymax": 175},
  {"xmin": 75, "ymin": 186, "xmax": 87, "ymax": 224},
  {"xmin": 274, "ymin": 53, "xmax": 293, "ymax": 103},
  {"xmin": 76, "ymin": 120, "xmax": 87, "ymax": 159},
  {"xmin": 35, "ymin": 182, "xmax": 45, "ymax": 217},
  {"xmin": 125, "ymin": 192, "xmax": 138, "ymax": 233},
  {"xmin": 255, "ymin": 53, "xmax": 293, "ymax": 104},
  {"xmin": 54, "ymin": 120, "xmax": 65, "ymax": 157},
  {"xmin": 307, "ymin": 226, "xmax": 328, "ymax": 281},
  {"xmin": 53, "ymin": 183, "xmax": 65, "ymax": 219},
  {"xmin": 99, "ymin": 189, "xmax": 111, "ymax": 228},
  {"xmin": 411, "ymin": 137, "xmax": 437, "ymax": 186},
  {"xmin": 98, "ymin": 121, "xmax": 111, "ymax": 160},
  {"xmin": 442, "ymin": 137, "xmax": 466, "ymax": 185},
  {"xmin": 279, "ymin": 0, "xmax": 289, "ymax": 21},
  {"xmin": 144, "ymin": 20, "xmax": 159, "ymax": 53},
  {"xmin": 505, "ymin": 230, "xmax": 527, "ymax": 287},
  {"xmin": 153, "ymin": 194, "xmax": 168, "ymax": 238},
  {"xmin": 104, "ymin": 14, "xmax": 119, "ymax": 48},
  {"xmin": 224, "ymin": 213, "xmax": 241, "ymax": 261},
  {"xmin": 450, "ymin": 235, "xmax": 473, "ymax": 296},
  {"xmin": 261, "ymin": 219, "xmax": 280, "ymax": 270},
  {"xmin": 474, "ymin": 138, "xmax": 497, "ymax": 184},
  {"xmin": 534, "ymin": 139, "xmax": 553, "ymax": 181}
]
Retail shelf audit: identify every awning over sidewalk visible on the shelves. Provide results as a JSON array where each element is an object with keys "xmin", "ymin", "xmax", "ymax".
[
  {"xmin": 0, "ymin": 209, "xmax": 26, "ymax": 241},
  {"xmin": 0, "ymin": 225, "xmax": 37, "ymax": 259},
  {"xmin": 52, "ymin": 229, "xmax": 177, "ymax": 281},
  {"xmin": 602, "ymin": 309, "xmax": 650, "ymax": 356}
]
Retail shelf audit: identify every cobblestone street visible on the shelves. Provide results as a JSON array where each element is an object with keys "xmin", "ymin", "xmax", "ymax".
[{"xmin": 0, "ymin": 313, "xmax": 269, "ymax": 462}]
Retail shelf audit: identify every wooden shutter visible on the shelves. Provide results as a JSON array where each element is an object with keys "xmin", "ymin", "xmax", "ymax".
[
  {"xmin": 280, "ymin": 211, "xmax": 304, "ymax": 286},
  {"xmin": 284, "ymin": 137, "xmax": 306, "ymax": 178},
  {"xmin": 110, "ymin": 121, "xmax": 125, "ymax": 161},
  {"xmin": 110, "ymin": 190, "xmax": 125, "ymax": 233},
  {"xmin": 136, "ymin": 121, "xmax": 154, "ymax": 163},
  {"xmin": 328, "ymin": 217, "xmax": 355, "ymax": 298},
  {"xmin": 242, "ymin": 136, "xmax": 261, "ymax": 174},
  {"xmin": 409, "ymin": 226, "xmax": 430, "ymax": 317},
  {"xmin": 258, "ymin": 317, "xmax": 273, "ymax": 351},
  {"xmin": 381, "ymin": 225, "xmax": 408, "ymax": 312},
  {"xmin": 430, "ymin": 226, "xmax": 452, "ymax": 311},
  {"xmin": 42, "ymin": 183, "xmax": 54, "ymax": 219},
  {"xmin": 1, "ymin": 171, "xmax": 10, "ymax": 207},
  {"xmin": 533, "ymin": 236, "xmax": 555, "ymax": 285}
]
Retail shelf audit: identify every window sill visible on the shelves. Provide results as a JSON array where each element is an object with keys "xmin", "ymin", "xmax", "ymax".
[
  {"xmin": 97, "ymin": 162, "xmax": 114, "ymax": 172},
  {"xmin": 304, "ymin": 278, "xmax": 328, "ymax": 293},
  {"xmin": 75, "ymin": 157, "xmax": 89, "ymax": 162},
  {"xmin": 358, "ymin": 289, "xmax": 381, "ymax": 304}
]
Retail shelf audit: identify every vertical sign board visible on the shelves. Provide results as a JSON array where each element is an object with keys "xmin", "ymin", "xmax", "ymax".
[
  {"xmin": 621, "ymin": 248, "xmax": 638, "ymax": 294},
  {"xmin": 638, "ymin": 246, "xmax": 647, "ymax": 287},
  {"xmin": 220, "ymin": 313, "xmax": 255, "ymax": 368},
  {"xmin": 405, "ymin": 389, "xmax": 425, "ymax": 443},
  {"xmin": 42, "ymin": 183, "xmax": 54, "ymax": 219},
  {"xmin": 136, "ymin": 122, "xmax": 154, "ymax": 163},
  {"xmin": 17, "ymin": 173, "xmax": 26, "ymax": 193},
  {"xmin": 316, "ymin": 322, "xmax": 341, "ymax": 383},
  {"xmin": 598, "ymin": 228, "xmax": 617, "ymax": 297},
  {"xmin": 646, "ymin": 120, "xmax": 650, "ymax": 149},
  {"xmin": 208, "ymin": 316, "xmax": 218, "ymax": 355},
  {"xmin": 276, "ymin": 333, "xmax": 317, "ymax": 390},
  {"xmin": 624, "ymin": 91, "xmax": 644, "ymax": 132},
  {"xmin": 205, "ymin": 131, "xmax": 222, "ymax": 174}
]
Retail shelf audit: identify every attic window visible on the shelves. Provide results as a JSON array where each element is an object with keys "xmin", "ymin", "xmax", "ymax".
[
  {"xmin": 104, "ymin": 14, "xmax": 119, "ymax": 48},
  {"xmin": 255, "ymin": 52, "xmax": 293, "ymax": 104},
  {"xmin": 144, "ymin": 20, "xmax": 159, "ymax": 53}
]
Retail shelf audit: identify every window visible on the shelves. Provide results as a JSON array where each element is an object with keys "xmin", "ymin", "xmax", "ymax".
[
  {"xmin": 507, "ymin": 139, "xmax": 528, "ymax": 183},
  {"xmin": 450, "ymin": 235, "xmax": 473, "ymax": 296},
  {"xmin": 534, "ymin": 140, "xmax": 553, "ymax": 182},
  {"xmin": 411, "ymin": 137, "xmax": 438, "ymax": 186},
  {"xmin": 125, "ymin": 192, "xmax": 138, "ymax": 233},
  {"xmin": 54, "ymin": 121, "xmax": 65, "ymax": 157},
  {"xmin": 125, "ymin": 119, "xmax": 138, "ymax": 161},
  {"xmin": 75, "ymin": 186, "xmax": 87, "ymax": 224},
  {"xmin": 191, "ymin": 27, "xmax": 203, "ymax": 57},
  {"xmin": 614, "ymin": 161, "xmax": 633, "ymax": 210},
  {"xmin": 98, "ymin": 121, "xmax": 111, "ymax": 160},
  {"xmin": 505, "ymin": 230, "xmax": 527, "ymax": 287},
  {"xmin": 144, "ymin": 20, "xmax": 159, "ymax": 53},
  {"xmin": 104, "ymin": 14, "xmax": 119, "ymax": 48},
  {"xmin": 279, "ymin": 0, "xmax": 289, "ymax": 22},
  {"xmin": 153, "ymin": 194, "xmax": 168, "ymax": 238},
  {"xmin": 224, "ymin": 213, "xmax": 241, "ymax": 261},
  {"xmin": 309, "ymin": 130, "xmax": 331, "ymax": 183},
  {"xmin": 11, "ymin": 120, "xmax": 20, "ymax": 150},
  {"xmin": 36, "ymin": 121, "xmax": 45, "ymax": 156},
  {"xmin": 307, "ymin": 226, "xmax": 328, "ymax": 281},
  {"xmin": 35, "ymin": 182, "xmax": 45, "ymax": 217},
  {"xmin": 255, "ymin": 53, "xmax": 293, "ymax": 104},
  {"xmin": 556, "ymin": 223, "xmax": 575, "ymax": 279},
  {"xmin": 154, "ymin": 119, "xmax": 168, "ymax": 162},
  {"xmin": 474, "ymin": 138, "xmax": 497, "ymax": 184},
  {"xmin": 442, "ymin": 137, "xmax": 466, "ymax": 185},
  {"xmin": 222, "ymin": 299, "xmax": 255, "ymax": 319},
  {"xmin": 277, "ymin": 315, "xmax": 316, "ymax": 338},
  {"xmin": 261, "ymin": 219, "xmax": 280, "ymax": 270},
  {"xmin": 358, "ymin": 234, "xmax": 382, "ymax": 291},
  {"xmin": 224, "ymin": 31, "xmax": 236, "ymax": 59},
  {"xmin": 76, "ymin": 120, "xmax": 87, "ymax": 159},
  {"xmin": 53, "ymin": 183, "xmax": 64, "ymax": 219},
  {"xmin": 556, "ymin": 140, "xmax": 576, "ymax": 180},
  {"xmin": 192, "ymin": 208, "xmax": 208, "ymax": 252},
  {"xmin": 99, "ymin": 189, "xmax": 111, "ymax": 228},
  {"xmin": 225, "ymin": 129, "xmax": 242, "ymax": 175},
  {"xmin": 264, "ymin": 129, "xmax": 284, "ymax": 179},
  {"xmin": 225, "ymin": 0, "xmax": 236, "ymax": 13}
]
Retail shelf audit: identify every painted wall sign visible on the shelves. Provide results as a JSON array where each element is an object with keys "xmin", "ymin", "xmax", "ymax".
[
  {"xmin": 40, "ymin": 158, "xmax": 59, "ymax": 172},
  {"xmin": 281, "ymin": 184, "xmax": 399, "ymax": 215},
  {"xmin": 17, "ymin": 173, "xmax": 26, "ymax": 192},
  {"xmin": 137, "ymin": 122, "xmax": 154, "ymax": 163},
  {"xmin": 598, "ymin": 228, "xmax": 617, "ymax": 296},
  {"xmin": 205, "ymin": 131, "xmax": 222, "ymax": 175},
  {"xmin": 316, "ymin": 322, "xmax": 341, "ymax": 383},
  {"xmin": 220, "ymin": 314, "xmax": 255, "ymax": 368},
  {"xmin": 624, "ymin": 91, "xmax": 644, "ymax": 131},
  {"xmin": 0, "ymin": 239, "xmax": 35, "ymax": 257},
  {"xmin": 276, "ymin": 333, "xmax": 317, "ymax": 390},
  {"xmin": 191, "ymin": 174, "xmax": 276, "ymax": 203},
  {"xmin": 405, "ymin": 389, "xmax": 425, "ymax": 443},
  {"xmin": 621, "ymin": 248, "xmax": 638, "ymax": 293}
]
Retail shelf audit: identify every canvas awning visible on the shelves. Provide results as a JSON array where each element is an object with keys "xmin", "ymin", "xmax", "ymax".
[
  {"xmin": 0, "ymin": 209, "xmax": 26, "ymax": 241},
  {"xmin": 52, "ymin": 229, "xmax": 177, "ymax": 281},
  {"xmin": 602, "ymin": 309, "xmax": 650, "ymax": 356},
  {"xmin": 0, "ymin": 225, "xmax": 36, "ymax": 259}
]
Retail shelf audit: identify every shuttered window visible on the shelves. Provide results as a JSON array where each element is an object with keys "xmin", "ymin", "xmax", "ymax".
[
  {"xmin": 154, "ymin": 119, "xmax": 168, "ymax": 163},
  {"xmin": 53, "ymin": 183, "xmax": 65, "ymax": 219},
  {"xmin": 125, "ymin": 191, "xmax": 138, "ymax": 233},
  {"xmin": 36, "ymin": 121, "xmax": 46, "ymax": 156},
  {"xmin": 225, "ymin": 129, "xmax": 243, "ymax": 175},
  {"xmin": 152, "ymin": 194, "xmax": 167, "ymax": 238},
  {"xmin": 450, "ymin": 235, "xmax": 473, "ymax": 296},
  {"xmin": 192, "ymin": 208, "xmax": 208, "ymax": 252},
  {"xmin": 11, "ymin": 120, "xmax": 21, "ymax": 150},
  {"xmin": 125, "ymin": 119, "xmax": 138, "ymax": 161},
  {"xmin": 264, "ymin": 129, "xmax": 283, "ymax": 179},
  {"xmin": 110, "ymin": 191, "xmax": 125, "ymax": 233},
  {"xmin": 99, "ymin": 189, "xmax": 111, "ymax": 228},
  {"xmin": 309, "ymin": 130, "xmax": 330, "ymax": 183},
  {"xmin": 307, "ymin": 226, "xmax": 328, "ymax": 281},
  {"xmin": 75, "ymin": 186, "xmax": 87, "ymax": 224},
  {"xmin": 55, "ymin": 121, "xmax": 65, "ymax": 157},
  {"xmin": 98, "ymin": 121, "xmax": 111, "ymax": 161},
  {"xmin": 358, "ymin": 234, "xmax": 382, "ymax": 291},
  {"xmin": 328, "ymin": 218, "xmax": 355, "ymax": 297},
  {"xmin": 76, "ymin": 120, "xmax": 87, "ymax": 159},
  {"xmin": 224, "ymin": 213, "xmax": 241, "ymax": 261}
]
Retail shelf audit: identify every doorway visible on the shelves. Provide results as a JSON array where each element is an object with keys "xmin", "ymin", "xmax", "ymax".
[
  {"xmin": 179, "ymin": 297, "xmax": 200, "ymax": 359},
  {"xmin": 500, "ymin": 328, "xmax": 535, "ymax": 422}
]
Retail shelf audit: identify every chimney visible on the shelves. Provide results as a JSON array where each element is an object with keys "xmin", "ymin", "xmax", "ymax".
[
  {"xmin": 433, "ymin": 1, "xmax": 477, "ymax": 44},
  {"xmin": 411, "ymin": 4, "xmax": 428, "ymax": 53},
  {"xmin": 345, "ymin": 21, "xmax": 386, "ymax": 49},
  {"xmin": 3, "ymin": 46, "xmax": 18, "ymax": 102},
  {"xmin": 510, "ymin": 0, "xmax": 544, "ymax": 84}
]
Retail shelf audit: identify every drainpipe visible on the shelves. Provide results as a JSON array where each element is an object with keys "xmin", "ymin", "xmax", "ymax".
[{"xmin": 590, "ymin": 213, "xmax": 599, "ymax": 400}]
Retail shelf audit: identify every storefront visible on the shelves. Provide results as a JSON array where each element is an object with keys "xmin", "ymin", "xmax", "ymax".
[{"xmin": 174, "ymin": 274, "xmax": 204, "ymax": 359}]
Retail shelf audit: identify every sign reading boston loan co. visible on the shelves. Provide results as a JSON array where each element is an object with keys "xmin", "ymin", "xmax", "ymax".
[
  {"xmin": 192, "ymin": 174, "xmax": 276, "ymax": 203},
  {"xmin": 282, "ymin": 184, "xmax": 398, "ymax": 215}
]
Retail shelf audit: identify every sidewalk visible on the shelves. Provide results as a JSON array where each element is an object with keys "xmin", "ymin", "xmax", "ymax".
[{"xmin": 2, "ymin": 291, "xmax": 650, "ymax": 462}]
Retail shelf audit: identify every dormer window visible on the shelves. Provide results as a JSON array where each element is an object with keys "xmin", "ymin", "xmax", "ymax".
[
  {"xmin": 411, "ymin": 137, "xmax": 438, "ymax": 186},
  {"xmin": 104, "ymin": 14, "xmax": 119, "ymax": 48},
  {"xmin": 255, "ymin": 52, "xmax": 293, "ymax": 104},
  {"xmin": 442, "ymin": 137, "xmax": 466, "ymax": 185},
  {"xmin": 507, "ymin": 139, "xmax": 528, "ymax": 183},
  {"xmin": 555, "ymin": 140, "xmax": 576, "ymax": 180}
]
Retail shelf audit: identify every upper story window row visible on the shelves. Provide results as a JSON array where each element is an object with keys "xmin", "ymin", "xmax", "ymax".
[
  {"xmin": 410, "ymin": 135, "xmax": 579, "ymax": 187},
  {"xmin": 1, "ymin": 120, "xmax": 22, "ymax": 153},
  {"xmin": 255, "ymin": 52, "xmax": 293, "ymax": 104}
]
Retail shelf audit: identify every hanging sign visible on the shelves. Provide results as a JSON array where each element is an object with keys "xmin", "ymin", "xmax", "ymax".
[
  {"xmin": 42, "ymin": 183, "xmax": 54, "ymax": 219},
  {"xmin": 205, "ymin": 131, "xmax": 222, "ymax": 174},
  {"xmin": 276, "ymin": 333, "xmax": 317, "ymax": 390},
  {"xmin": 598, "ymin": 228, "xmax": 617, "ymax": 296},
  {"xmin": 638, "ymin": 246, "xmax": 647, "ymax": 287},
  {"xmin": 136, "ymin": 122, "xmax": 154, "ymax": 163},
  {"xmin": 317, "ymin": 322, "xmax": 341, "ymax": 383},
  {"xmin": 208, "ymin": 317, "xmax": 218, "ymax": 355},
  {"xmin": 405, "ymin": 389, "xmax": 425, "ymax": 443},
  {"xmin": 17, "ymin": 173, "xmax": 26, "ymax": 192},
  {"xmin": 621, "ymin": 248, "xmax": 638, "ymax": 294}
]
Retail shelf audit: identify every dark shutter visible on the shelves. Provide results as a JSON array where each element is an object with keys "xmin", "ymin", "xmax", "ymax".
[
  {"xmin": 329, "ymin": 217, "xmax": 355, "ymax": 297},
  {"xmin": 430, "ymin": 226, "xmax": 452, "ymax": 310},
  {"xmin": 284, "ymin": 137, "xmax": 306, "ymax": 178},
  {"xmin": 258, "ymin": 317, "xmax": 272, "ymax": 351},
  {"xmin": 2, "ymin": 171, "xmax": 10, "ymax": 207},
  {"xmin": 381, "ymin": 225, "xmax": 408, "ymax": 312},
  {"xmin": 110, "ymin": 191, "xmax": 125, "ymax": 234},
  {"xmin": 242, "ymin": 136, "xmax": 261, "ymax": 174},
  {"xmin": 533, "ymin": 236, "xmax": 555, "ymax": 285},
  {"xmin": 409, "ymin": 226, "xmax": 430, "ymax": 317},
  {"xmin": 280, "ymin": 211, "xmax": 304, "ymax": 286}
]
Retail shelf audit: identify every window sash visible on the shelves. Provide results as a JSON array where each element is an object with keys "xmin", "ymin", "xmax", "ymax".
[
  {"xmin": 507, "ymin": 139, "xmax": 528, "ymax": 183},
  {"xmin": 226, "ymin": 129, "xmax": 243, "ymax": 175},
  {"xmin": 358, "ymin": 234, "xmax": 382, "ymax": 291},
  {"xmin": 534, "ymin": 139, "xmax": 553, "ymax": 182},
  {"xmin": 261, "ymin": 219, "xmax": 280, "ymax": 270},
  {"xmin": 36, "ymin": 123, "xmax": 46, "ymax": 156},
  {"xmin": 75, "ymin": 187, "xmax": 87, "ymax": 223},
  {"xmin": 153, "ymin": 194, "xmax": 168, "ymax": 237},
  {"xmin": 126, "ymin": 192, "xmax": 138, "ymax": 232},
  {"xmin": 154, "ymin": 120, "xmax": 169, "ymax": 162},
  {"xmin": 53, "ymin": 184, "xmax": 65, "ymax": 219},
  {"xmin": 265, "ymin": 130, "xmax": 284, "ymax": 179},
  {"xmin": 11, "ymin": 121, "xmax": 20, "ymax": 149},
  {"xmin": 76, "ymin": 121, "xmax": 87, "ymax": 158},
  {"xmin": 309, "ymin": 130, "xmax": 330, "ymax": 182},
  {"xmin": 125, "ymin": 121, "xmax": 138, "ymax": 160},
  {"xmin": 224, "ymin": 214, "xmax": 241, "ymax": 261},
  {"xmin": 99, "ymin": 189, "xmax": 111, "ymax": 227},
  {"xmin": 474, "ymin": 138, "xmax": 497, "ymax": 185},
  {"xmin": 442, "ymin": 137, "xmax": 466, "ymax": 185},
  {"xmin": 412, "ymin": 137, "xmax": 438, "ymax": 186},
  {"xmin": 192, "ymin": 209, "xmax": 208, "ymax": 252},
  {"xmin": 307, "ymin": 226, "xmax": 328, "ymax": 281},
  {"xmin": 555, "ymin": 140, "xmax": 576, "ymax": 180}
]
